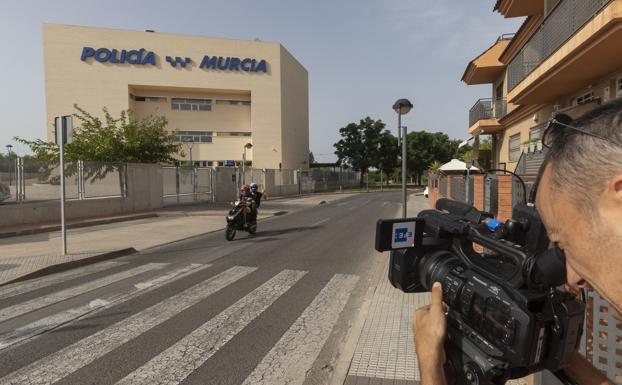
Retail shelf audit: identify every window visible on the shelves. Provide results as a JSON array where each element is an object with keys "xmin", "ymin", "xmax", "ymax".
[
  {"xmin": 215, "ymin": 100, "xmax": 251, "ymax": 106},
  {"xmin": 574, "ymin": 91, "xmax": 594, "ymax": 106},
  {"xmin": 509, "ymin": 133, "xmax": 521, "ymax": 162},
  {"xmin": 171, "ymin": 98, "xmax": 212, "ymax": 111},
  {"xmin": 174, "ymin": 131, "xmax": 213, "ymax": 143},
  {"xmin": 216, "ymin": 131, "xmax": 252, "ymax": 137},
  {"xmin": 132, "ymin": 95, "xmax": 167, "ymax": 102},
  {"xmin": 529, "ymin": 124, "xmax": 544, "ymax": 142}
]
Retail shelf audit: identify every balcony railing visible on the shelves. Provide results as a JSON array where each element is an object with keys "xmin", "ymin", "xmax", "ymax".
[
  {"xmin": 507, "ymin": 0, "xmax": 611, "ymax": 91},
  {"xmin": 469, "ymin": 98, "xmax": 507, "ymax": 127}
]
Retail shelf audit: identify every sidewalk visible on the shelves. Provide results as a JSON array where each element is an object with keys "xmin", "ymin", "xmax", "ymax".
[
  {"xmin": 343, "ymin": 193, "xmax": 429, "ymax": 385},
  {"xmin": 0, "ymin": 193, "xmax": 356, "ymax": 285},
  {"xmin": 343, "ymin": 195, "xmax": 527, "ymax": 385}
]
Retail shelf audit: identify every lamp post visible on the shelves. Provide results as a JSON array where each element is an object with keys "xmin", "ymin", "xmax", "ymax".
[
  {"xmin": 393, "ymin": 98, "xmax": 413, "ymax": 218},
  {"xmin": 5, "ymin": 144, "xmax": 13, "ymax": 186},
  {"xmin": 184, "ymin": 138, "xmax": 194, "ymax": 166},
  {"xmin": 242, "ymin": 142, "xmax": 253, "ymax": 184}
]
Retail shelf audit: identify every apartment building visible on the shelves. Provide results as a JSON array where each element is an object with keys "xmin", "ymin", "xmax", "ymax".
[
  {"xmin": 461, "ymin": 1, "xmax": 622, "ymax": 383},
  {"xmin": 463, "ymin": 0, "xmax": 622, "ymax": 175}
]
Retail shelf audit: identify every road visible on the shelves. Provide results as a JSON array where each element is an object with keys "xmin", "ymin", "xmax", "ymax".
[{"xmin": 0, "ymin": 192, "xmax": 405, "ymax": 385}]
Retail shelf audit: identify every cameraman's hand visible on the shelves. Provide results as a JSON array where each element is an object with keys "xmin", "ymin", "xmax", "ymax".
[{"xmin": 413, "ymin": 282, "xmax": 447, "ymax": 385}]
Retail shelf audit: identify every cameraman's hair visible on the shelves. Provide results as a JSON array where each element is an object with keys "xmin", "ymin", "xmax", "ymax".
[{"xmin": 546, "ymin": 98, "xmax": 622, "ymax": 215}]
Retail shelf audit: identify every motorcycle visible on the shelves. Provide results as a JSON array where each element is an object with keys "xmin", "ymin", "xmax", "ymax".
[{"xmin": 225, "ymin": 200, "xmax": 257, "ymax": 241}]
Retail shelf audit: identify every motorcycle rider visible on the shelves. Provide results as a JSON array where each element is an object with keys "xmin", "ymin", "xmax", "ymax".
[
  {"xmin": 238, "ymin": 184, "xmax": 256, "ymax": 225},
  {"xmin": 249, "ymin": 183, "xmax": 264, "ymax": 223}
]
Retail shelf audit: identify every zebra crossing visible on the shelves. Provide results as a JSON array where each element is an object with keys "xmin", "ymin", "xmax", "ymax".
[{"xmin": 0, "ymin": 260, "xmax": 361, "ymax": 385}]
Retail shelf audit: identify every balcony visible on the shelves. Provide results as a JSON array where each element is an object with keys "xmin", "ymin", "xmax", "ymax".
[
  {"xmin": 507, "ymin": 0, "xmax": 622, "ymax": 104},
  {"xmin": 468, "ymin": 98, "xmax": 507, "ymax": 135}
]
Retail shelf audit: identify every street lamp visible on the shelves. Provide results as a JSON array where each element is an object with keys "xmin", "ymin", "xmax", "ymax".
[
  {"xmin": 5, "ymin": 144, "xmax": 13, "ymax": 186},
  {"xmin": 183, "ymin": 137, "xmax": 194, "ymax": 166},
  {"xmin": 242, "ymin": 143, "xmax": 253, "ymax": 184},
  {"xmin": 393, "ymin": 98, "xmax": 413, "ymax": 218}
]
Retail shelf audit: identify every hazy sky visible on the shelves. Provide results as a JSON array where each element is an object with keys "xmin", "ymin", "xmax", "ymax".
[{"xmin": 0, "ymin": 0, "xmax": 522, "ymax": 161}]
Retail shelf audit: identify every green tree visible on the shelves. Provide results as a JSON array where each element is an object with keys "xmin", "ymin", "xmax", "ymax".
[
  {"xmin": 334, "ymin": 117, "xmax": 392, "ymax": 184},
  {"xmin": 15, "ymin": 105, "xmax": 179, "ymax": 163},
  {"xmin": 309, "ymin": 151, "xmax": 316, "ymax": 165},
  {"xmin": 406, "ymin": 131, "xmax": 463, "ymax": 185}
]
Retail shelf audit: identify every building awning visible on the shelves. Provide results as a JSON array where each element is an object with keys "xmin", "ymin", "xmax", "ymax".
[
  {"xmin": 439, "ymin": 159, "xmax": 481, "ymax": 173},
  {"xmin": 462, "ymin": 39, "xmax": 511, "ymax": 85}
]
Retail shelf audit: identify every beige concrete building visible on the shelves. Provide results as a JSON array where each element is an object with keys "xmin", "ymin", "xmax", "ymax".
[
  {"xmin": 43, "ymin": 24, "xmax": 309, "ymax": 170},
  {"xmin": 462, "ymin": 0, "xmax": 622, "ymax": 174}
]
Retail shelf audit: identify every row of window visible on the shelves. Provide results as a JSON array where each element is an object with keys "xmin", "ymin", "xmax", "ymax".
[
  {"xmin": 180, "ymin": 161, "xmax": 253, "ymax": 167},
  {"xmin": 173, "ymin": 131, "xmax": 251, "ymax": 143},
  {"xmin": 130, "ymin": 95, "xmax": 251, "ymax": 111}
]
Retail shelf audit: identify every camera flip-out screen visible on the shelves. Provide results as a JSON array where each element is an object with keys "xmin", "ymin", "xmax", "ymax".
[{"xmin": 375, "ymin": 218, "xmax": 424, "ymax": 252}]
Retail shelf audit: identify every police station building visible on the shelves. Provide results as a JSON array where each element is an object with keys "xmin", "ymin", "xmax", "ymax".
[{"xmin": 43, "ymin": 24, "xmax": 309, "ymax": 170}]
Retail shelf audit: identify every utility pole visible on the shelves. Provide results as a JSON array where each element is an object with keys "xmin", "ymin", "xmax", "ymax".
[
  {"xmin": 393, "ymin": 99, "xmax": 413, "ymax": 218},
  {"xmin": 55, "ymin": 116, "xmax": 72, "ymax": 256}
]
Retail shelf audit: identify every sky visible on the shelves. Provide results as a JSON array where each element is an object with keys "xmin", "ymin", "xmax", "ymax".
[{"xmin": 0, "ymin": 0, "xmax": 523, "ymax": 162}]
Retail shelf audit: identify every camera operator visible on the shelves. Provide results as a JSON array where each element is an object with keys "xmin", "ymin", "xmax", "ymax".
[{"xmin": 413, "ymin": 99, "xmax": 622, "ymax": 385}]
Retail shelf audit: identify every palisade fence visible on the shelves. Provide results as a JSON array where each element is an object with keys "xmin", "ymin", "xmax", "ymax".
[
  {"xmin": 1, "ymin": 157, "xmax": 126, "ymax": 204},
  {"xmin": 162, "ymin": 166, "xmax": 214, "ymax": 205}
]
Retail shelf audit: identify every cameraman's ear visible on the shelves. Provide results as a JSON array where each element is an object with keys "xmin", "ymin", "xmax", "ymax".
[{"xmin": 611, "ymin": 174, "xmax": 622, "ymax": 201}]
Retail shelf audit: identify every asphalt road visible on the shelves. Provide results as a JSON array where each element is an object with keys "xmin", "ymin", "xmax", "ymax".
[{"xmin": 0, "ymin": 191, "xmax": 405, "ymax": 385}]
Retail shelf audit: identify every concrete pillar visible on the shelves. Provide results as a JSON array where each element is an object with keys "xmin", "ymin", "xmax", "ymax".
[
  {"xmin": 473, "ymin": 175, "xmax": 485, "ymax": 211},
  {"xmin": 497, "ymin": 175, "xmax": 513, "ymax": 221}
]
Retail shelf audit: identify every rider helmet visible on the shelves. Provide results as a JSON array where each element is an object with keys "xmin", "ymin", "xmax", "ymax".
[
  {"xmin": 240, "ymin": 184, "xmax": 250, "ymax": 193},
  {"xmin": 250, "ymin": 182, "xmax": 258, "ymax": 192}
]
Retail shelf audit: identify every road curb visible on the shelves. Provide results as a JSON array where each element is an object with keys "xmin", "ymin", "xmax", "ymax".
[{"xmin": 0, "ymin": 248, "xmax": 137, "ymax": 287}]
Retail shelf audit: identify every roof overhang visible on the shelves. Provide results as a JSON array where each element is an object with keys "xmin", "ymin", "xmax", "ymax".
[
  {"xmin": 494, "ymin": 0, "xmax": 543, "ymax": 18},
  {"xmin": 468, "ymin": 119, "xmax": 503, "ymax": 135},
  {"xmin": 462, "ymin": 39, "xmax": 511, "ymax": 85},
  {"xmin": 508, "ymin": 3, "xmax": 622, "ymax": 104}
]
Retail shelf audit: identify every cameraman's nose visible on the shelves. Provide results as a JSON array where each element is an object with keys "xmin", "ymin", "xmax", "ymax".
[{"xmin": 566, "ymin": 263, "xmax": 587, "ymax": 289}]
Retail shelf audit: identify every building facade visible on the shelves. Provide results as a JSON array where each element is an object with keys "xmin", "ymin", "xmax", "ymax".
[
  {"xmin": 463, "ymin": 0, "xmax": 622, "ymax": 175},
  {"xmin": 461, "ymin": 1, "xmax": 622, "ymax": 383},
  {"xmin": 43, "ymin": 24, "xmax": 309, "ymax": 170}
]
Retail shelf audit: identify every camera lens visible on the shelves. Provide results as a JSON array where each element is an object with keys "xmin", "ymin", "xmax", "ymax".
[{"xmin": 417, "ymin": 250, "xmax": 461, "ymax": 290}]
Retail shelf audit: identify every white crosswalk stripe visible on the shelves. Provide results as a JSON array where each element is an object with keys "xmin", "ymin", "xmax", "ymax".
[
  {"xmin": 0, "ymin": 265, "xmax": 256, "ymax": 385},
  {"xmin": 0, "ymin": 261, "xmax": 127, "ymax": 301},
  {"xmin": 242, "ymin": 274, "xmax": 359, "ymax": 385},
  {"xmin": 0, "ymin": 263, "xmax": 166, "ymax": 323},
  {"xmin": 116, "ymin": 269, "xmax": 307, "ymax": 385},
  {"xmin": 0, "ymin": 263, "xmax": 211, "ymax": 351}
]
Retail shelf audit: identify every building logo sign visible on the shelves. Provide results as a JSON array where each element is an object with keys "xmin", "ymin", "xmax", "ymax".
[{"xmin": 80, "ymin": 47, "xmax": 269, "ymax": 73}]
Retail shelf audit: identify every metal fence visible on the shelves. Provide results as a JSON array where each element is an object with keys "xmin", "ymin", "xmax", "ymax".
[
  {"xmin": 469, "ymin": 98, "xmax": 507, "ymax": 127},
  {"xmin": 439, "ymin": 177, "xmax": 447, "ymax": 197},
  {"xmin": 162, "ymin": 166, "xmax": 214, "ymax": 205},
  {"xmin": 1, "ymin": 158, "xmax": 127, "ymax": 204},
  {"xmin": 450, "ymin": 176, "xmax": 466, "ymax": 203},
  {"xmin": 508, "ymin": 0, "xmax": 611, "ymax": 90},
  {"xmin": 302, "ymin": 169, "xmax": 361, "ymax": 193},
  {"xmin": 586, "ymin": 290, "xmax": 622, "ymax": 384}
]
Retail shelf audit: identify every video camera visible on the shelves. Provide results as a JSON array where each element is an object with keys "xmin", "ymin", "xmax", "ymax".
[{"xmin": 375, "ymin": 199, "xmax": 585, "ymax": 385}]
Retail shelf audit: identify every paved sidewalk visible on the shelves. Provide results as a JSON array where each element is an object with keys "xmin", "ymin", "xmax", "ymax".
[
  {"xmin": 343, "ymin": 194, "xmax": 527, "ymax": 385},
  {"xmin": 0, "ymin": 193, "xmax": 356, "ymax": 285},
  {"xmin": 344, "ymin": 194, "xmax": 429, "ymax": 385}
]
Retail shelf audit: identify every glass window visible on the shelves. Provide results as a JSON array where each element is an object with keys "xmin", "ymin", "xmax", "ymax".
[
  {"xmin": 529, "ymin": 124, "xmax": 544, "ymax": 142},
  {"xmin": 215, "ymin": 100, "xmax": 251, "ymax": 106},
  {"xmin": 574, "ymin": 91, "xmax": 594, "ymax": 106},
  {"xmin": 172, "ymin": 98, "xmax": 212, "ymax": 111},
  {"xmin": 133, "ymin": 95, "xmax": 166, "ymax": 102},
  {"xmin": 509, "ymin": 133, "xmax": 521, "ymax": 162},
  {"xmin": 174, "ymin": 131, "xmax": 213, "ymax": 143}
]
